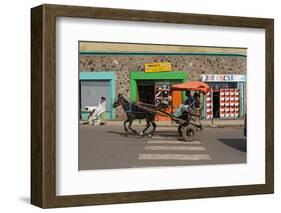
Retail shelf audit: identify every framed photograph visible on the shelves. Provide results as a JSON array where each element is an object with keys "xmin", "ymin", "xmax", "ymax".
[{"xmin": 31, "ymin": 4, "xmax": 274, "ymax": 208}]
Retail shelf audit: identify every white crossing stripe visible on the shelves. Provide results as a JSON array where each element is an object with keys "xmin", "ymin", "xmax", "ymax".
[
  {"xmin": 156, "ymin": 127, "xmax": 177, "ymax": 130},
  {"xmin": 138, "ymin": 154, "xmax": 211, "ymax": 160},
  {"xmin": 147, "ymin": 140, "xmax": 201, "ymax": 145},
  {"xmin": 144, "ymin": 145, "xmax": 206, "ymax": 151},
  {"xmin": 152, "ymin": 136, "xmax": 178, "ymax": 139}
]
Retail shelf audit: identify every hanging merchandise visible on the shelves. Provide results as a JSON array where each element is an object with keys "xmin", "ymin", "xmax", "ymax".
[
  {"xmin": 234, "ymin": 89, "xmax": 240, "ymax": 117},
  {"xmin": 224, "ymin": 89, "xmax": 230, "ymax": 118},
  {"xmin": 206, "ymin": 91, "xmax": 213, "ymax": 119},
  {"xmin": 155, "ymin": 81, "xmax": 170, "ymax": 108},
  {"xmin": 220, "ymin": 88, "xmax": 240, "ymax": 118},
  {"xmin": 230, "ymin": 89, "xmax": 235, "ymax": 117},
  {"xmin": 220, "ymin": 89, "xmax": 225, "ymax": 118}
]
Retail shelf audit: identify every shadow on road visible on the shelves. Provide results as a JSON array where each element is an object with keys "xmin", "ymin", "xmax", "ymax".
[
  {"xmin": 218, "ymin": 138, "xmax": 247, "ymax": 152},
  {"xmin": 106, "ymin": 130, "xmax": 179, "ymax": 139},
  {"xmin": 106, "ymin": 130, "xmax": 135, "ymax": 137}
]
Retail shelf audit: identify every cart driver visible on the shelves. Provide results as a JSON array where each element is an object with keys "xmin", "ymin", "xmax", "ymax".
[
  {"xmin": 184, "ymin": 90, "xmax": 195, "ymax": 109},
  {"xmin": 173, "ymin": 90, "xmax": 195, "ymax": 117}
]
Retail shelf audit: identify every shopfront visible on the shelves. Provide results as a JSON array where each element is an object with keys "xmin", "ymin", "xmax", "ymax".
[
  {"xmin": 79, "ymin": 72, "xmax": 116, "ymax": 120},
  {"xmin": 130, "ymin": 71, "xmax": 188, "ymax": 120},
  {"xmin": 201, "ymin": 74, "xmax": 246, "ymax": 119}
]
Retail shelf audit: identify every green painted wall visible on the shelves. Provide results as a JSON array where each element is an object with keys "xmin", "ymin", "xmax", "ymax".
[{"xmin": 130, "ymin": 71, "xmax": 188, "ymax": 102}]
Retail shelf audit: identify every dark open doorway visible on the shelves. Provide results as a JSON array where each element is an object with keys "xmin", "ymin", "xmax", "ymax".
[
  {"xmin": 213, "ymin": 91, "xmax": 220, "ymax": 118},
  {"xmin": 137, "ymin": 80, "xmax": 155, "ymax": 105}
]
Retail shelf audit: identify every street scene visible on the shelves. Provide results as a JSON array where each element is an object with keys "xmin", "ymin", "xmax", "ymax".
[
  {"xmin": 78, "ymin": 41, "xmax": 247, "ymax": 170},
  {"xmin": 79, "ymin": 122, "xmax": 246, "ymax": 170}
]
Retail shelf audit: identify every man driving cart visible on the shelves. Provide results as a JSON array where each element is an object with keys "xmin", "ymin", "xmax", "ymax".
[{"xmin": 173, "ymin": 90, "xmax": 195, "ymax": 117}]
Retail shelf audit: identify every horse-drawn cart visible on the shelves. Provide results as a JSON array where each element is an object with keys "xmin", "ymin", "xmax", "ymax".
[
  {"xmin": 137, "ymin": 81, "xmax": 210, "ymax": 141},
  {"xmin": 113, "ymin": 81, "xmax": 210, "ymax": 142}
]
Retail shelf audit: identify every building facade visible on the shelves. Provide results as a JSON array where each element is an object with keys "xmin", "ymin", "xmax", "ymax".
[{"xmin": 79, "ymin": 43, "xmax": 247, "ymax": 120}]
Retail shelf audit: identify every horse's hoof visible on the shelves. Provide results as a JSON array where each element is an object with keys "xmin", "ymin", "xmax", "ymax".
[
  {"xmin": 147, "ymin": 134, "xmax": 152, "ymax": 138},
  {"xmin": 139, "ymin": 132, "xmax": 144, "ymax": 136},
  {"xmin": 133, "ymin": 131, "xmax": 138, "ymax": 135}
]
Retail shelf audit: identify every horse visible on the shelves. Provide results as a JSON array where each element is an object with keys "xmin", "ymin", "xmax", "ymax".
[{"xmin": 113, "ymin": 94, "xmax": 157, "ymax": 137}]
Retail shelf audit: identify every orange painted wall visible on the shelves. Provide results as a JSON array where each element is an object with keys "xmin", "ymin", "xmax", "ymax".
[{"xmin": 157, "ymin": 90, "xmax": 182, "ymax": 121}]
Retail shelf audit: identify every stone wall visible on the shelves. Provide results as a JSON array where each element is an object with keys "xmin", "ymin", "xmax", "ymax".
[{"xmin": 80, "ymin": 55, "xmax": 247, "ymax": 119}]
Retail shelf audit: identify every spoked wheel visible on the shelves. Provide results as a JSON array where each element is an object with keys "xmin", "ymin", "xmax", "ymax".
[{"xmin": 182, "ymin": 125, "xmax": 197, "ymax": 142}]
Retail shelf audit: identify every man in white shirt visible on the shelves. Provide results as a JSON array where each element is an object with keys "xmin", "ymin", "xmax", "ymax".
[{"xmin": 88, "ymin": 96, "xmax": 107, "ymax": 125}]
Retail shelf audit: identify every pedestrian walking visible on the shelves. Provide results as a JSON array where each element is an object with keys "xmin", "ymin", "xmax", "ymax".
[{"xmin": 87, "ymin": 96, "xmax": 107, "ymax": 125}]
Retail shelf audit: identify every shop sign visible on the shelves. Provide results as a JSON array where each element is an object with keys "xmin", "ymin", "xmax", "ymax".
[
  {"xmin": 144, "ymin": 62, "xmax": 172, "ymax": 72},
  {"xmin": 201, "ymin": 74, "xmax": 246, "ymax": 82}
]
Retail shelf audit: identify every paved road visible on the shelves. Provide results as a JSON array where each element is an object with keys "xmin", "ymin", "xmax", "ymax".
[{"xmin": 79, "ymin": 125, "xmax": 246, "ymax": 170}]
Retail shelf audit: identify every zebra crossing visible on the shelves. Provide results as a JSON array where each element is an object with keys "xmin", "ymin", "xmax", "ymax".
[{"xmin": 138, "ymin": 136, "xmax": 211, "ymax": 161}]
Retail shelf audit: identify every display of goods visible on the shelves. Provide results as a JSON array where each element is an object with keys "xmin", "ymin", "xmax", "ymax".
[
  {"xmin": 207, "ymin": 111, "xmax": 212, "ymax": 115},
  {"xmin": 218, "ymin": 88, "xmax": 240, "ymax": 119},
  {"xmin": 206, "ymin": 88, "xmax": 242, "ymax": 119},
  {"xmin": 206, "ymin": 92, "xmax": 213, "ymax": 119}
]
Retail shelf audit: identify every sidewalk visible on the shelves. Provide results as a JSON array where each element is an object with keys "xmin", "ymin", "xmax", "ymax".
[{"xmin": 93, "ymin": 119, "xmax": 245, "ymax": 128}]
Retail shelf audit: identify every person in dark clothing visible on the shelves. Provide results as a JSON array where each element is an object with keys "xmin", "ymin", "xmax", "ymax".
[
  {"xmin": 173, "ymin": 90, "xmax": 195, "ymax": 117},
  {"xmin": 184, "ymin": 90, "xmax": 195, "ymax": 109},
  {"xmin": 193, "ymin": 92, "xmax": 201, "ymax": 108},
  {"xmin": 192, "ymin": 92, "xmax": 202, "ymax": 128}
]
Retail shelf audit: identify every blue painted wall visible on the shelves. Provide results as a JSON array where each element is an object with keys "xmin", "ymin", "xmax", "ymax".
[{"xmin": 80, "ymin": 72, "xmax": 116, "ymax": 120}]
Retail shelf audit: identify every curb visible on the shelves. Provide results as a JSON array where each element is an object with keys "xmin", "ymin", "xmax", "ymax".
[{"xmin": 80, "ymin": 121, "xmax": 244, "ymax": 128}]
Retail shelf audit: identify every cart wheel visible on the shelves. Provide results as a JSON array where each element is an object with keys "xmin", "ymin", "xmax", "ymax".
[{"xmin": 182, "ymin": 126, "xmax": 197, "ymax": 142}]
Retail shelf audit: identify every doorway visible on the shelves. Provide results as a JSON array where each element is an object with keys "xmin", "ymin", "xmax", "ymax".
[
  {"xmin": 137, "ymin": 80, "xmax": 155, "ymax": 104},
  {"xmin": 213, "ymin": 91, "xmax": 220, "ymax": 118}
]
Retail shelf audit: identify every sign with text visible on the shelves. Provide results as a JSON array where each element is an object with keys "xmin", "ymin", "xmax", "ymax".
[
  {"xmin": 144, "ymin": 62, "xmax": 172, "ymax": 72},
  {"xmin": 201, "ymin": 74, "xmax": 246, "ymax": 82}
]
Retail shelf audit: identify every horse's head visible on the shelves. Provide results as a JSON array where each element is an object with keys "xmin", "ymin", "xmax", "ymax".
[{"xmin": 113, "ymin": 94, "xmax": 126, "ymax": 108}]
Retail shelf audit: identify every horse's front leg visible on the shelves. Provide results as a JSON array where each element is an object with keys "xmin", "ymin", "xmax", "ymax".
[
  {"xmin": 123, "ymin": 118, "xmax": 130, "ymax": 136},
  {"xmin": 128, "ymin": 119, "xmax": 138, "ymax": 135}
]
